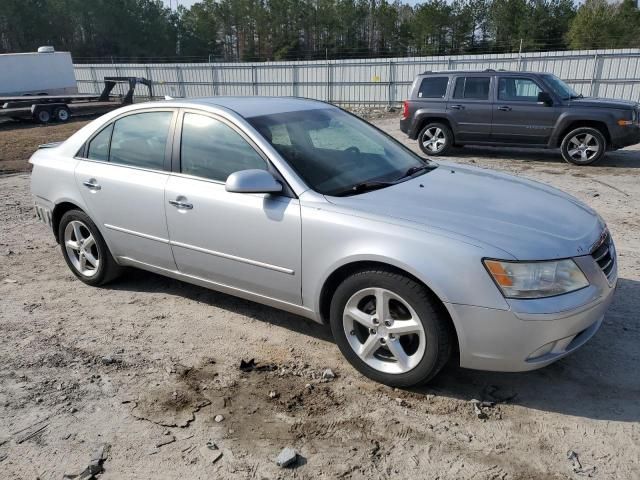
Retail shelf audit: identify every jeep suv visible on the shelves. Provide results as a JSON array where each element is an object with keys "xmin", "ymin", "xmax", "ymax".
[{"xmin": 400, "ymin": 70, "xmax": 640, "ymax": 165}]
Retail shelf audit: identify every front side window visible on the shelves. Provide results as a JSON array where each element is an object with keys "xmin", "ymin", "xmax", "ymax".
[
  {"xmin": 249, "ymin": 108, "xmax": 433, "ymax": 196},
  {"xmin": 543, "ymin": 74, "xmax": 580, "ymax": 100},
  {"xmin": 453, "ymin": 76, "xmax": 491, "ymax": 100},
  {"xmin": 180, "ymin": 113, "xmax": 267, "ymax": 182},
  {"xmin": 498, "ymin": 77, "xmax": 543, "ymax": 102},
  {"xmin": 417, "ymin": 77, "xmax": 449, "ymax": 98},
  {"xmin": 87, "ymin": 124, "xmax": 113, "ymax": 161},
  {"xmin": 109, "ymin": 111, "xmax": 173, "ymax": 169}
]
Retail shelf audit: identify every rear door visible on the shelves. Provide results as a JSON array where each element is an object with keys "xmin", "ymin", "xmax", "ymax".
[
  {"xmin": 492, "ymin": 76, "xmax": 561, "ymax": 144},
  {"xmin": 75, "ymin": 109, "xmax": 177, "ymax": 270},
  {"xmin": 446, "ymin": 75, "xmax": 493, "ymax": 143}
]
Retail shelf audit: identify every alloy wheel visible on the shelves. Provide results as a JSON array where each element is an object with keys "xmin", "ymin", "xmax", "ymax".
[
  {"xmin": 342, "ymin": 287, "xmax": 426, "ymax": 374},
  {"xmin": 567, "ymin": 133, "xmax": 600, "ymax": 163},
  {"xmin": 421, "ymin": 127, "xmax": 447, "ymax": 153},
  {"xmin": 64, "ymin": 220, "xmax": 100, "ymax": 277}
]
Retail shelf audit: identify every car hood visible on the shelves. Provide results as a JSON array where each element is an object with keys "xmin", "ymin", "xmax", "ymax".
[
  {"xmin": 567, "ymin": 97, "xmax": 638, "ymax": 110},
  {"xmin": 326, "ymin": 164, "xmax": 604, "ymax": 260}
]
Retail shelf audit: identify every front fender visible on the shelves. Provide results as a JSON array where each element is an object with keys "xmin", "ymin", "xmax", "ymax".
[{"xmin": 300, "ymin": 203, "xmax": 511, "ymax": 316}]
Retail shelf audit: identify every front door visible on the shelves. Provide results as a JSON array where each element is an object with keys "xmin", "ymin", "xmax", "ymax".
[
  {"xmin": 447, "ymin": 75, "xmax": 493, "ymax": 143},
  {"xmin": 492, "ymin": 76, "xmax": 561, "ymax": 144},
  {"xmin": 164, "ymin": 111, "xmax": 302, "ymax": 305},
  {"xmin": 74, "ymin": 109, "xmax": 177, "ymax": 270}
]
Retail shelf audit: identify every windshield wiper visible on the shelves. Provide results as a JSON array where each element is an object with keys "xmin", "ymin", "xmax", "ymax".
[
  {"xmin": 570, "ymin": 93, "xmax": 584, "ymax": 99},
  {"xmin": 331, "ymin": 180, "xmax": 396, "ymax": 197},
  {"xmin": 394, "ymin": 164, "xmax": 436, "ymax": 181}
]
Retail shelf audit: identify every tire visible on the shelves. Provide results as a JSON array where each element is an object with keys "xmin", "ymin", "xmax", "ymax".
[
  {"xmin": 560, "ymin": 127, "xmax": 606, "ymax": 165},
  {"xmin": 58, "ymin": 209, "xmax": 122, "ymax": 286},
  {"xmin": 329, "ymin": 269, "xmax": 452, "ymax": 387},
  {"xmin": 35, "ymin": 109, "xmax": 51, "ymax": 124},
  {"xmin": 418, "ymin": 122, "xmax": 454, "ymax": 156},
  {"xmin": 54, "ymin": 107, "xmax": 71, "ymax": 123}
]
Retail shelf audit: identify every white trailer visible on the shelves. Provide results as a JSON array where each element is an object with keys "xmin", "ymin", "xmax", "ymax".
[{"xmin": 0, "ymin": 46, "xmax": 77, "ymax": 96}]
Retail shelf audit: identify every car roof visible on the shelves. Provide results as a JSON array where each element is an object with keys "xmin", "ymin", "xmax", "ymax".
[
  {"xmin": 420, "ymin": 70, "xmax": 546, "ymax": 76},
  {"xmin": 184, "ymin": 96, "xmax": 332, "ymax": 118}
]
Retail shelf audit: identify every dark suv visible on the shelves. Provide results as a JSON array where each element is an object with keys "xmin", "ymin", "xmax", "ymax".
[{"xmin": 400, "ymin": 70, "xmax": 640, "ymax": 165}]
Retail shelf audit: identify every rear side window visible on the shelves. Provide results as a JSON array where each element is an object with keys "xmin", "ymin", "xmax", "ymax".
[
  {"xmin": 87, "ymin": 124, "xmax": 113, "ymax": 161},
  {"xmin": 453, "ymin": 77, "xmax": 491, "ymax": 100},
  {"xmin": 417, "ymin": 77, "xmax": 449, "ymax": 98},
  {"xmin": 180, "ymin": 113, "xmax": 267, "ymax": 182},
  {"xmin": 109, "ymin": 112, "xmax": 173, "ymax": 169}
]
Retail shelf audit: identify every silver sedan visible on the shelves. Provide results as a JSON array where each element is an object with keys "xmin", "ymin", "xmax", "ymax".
[{"xmin": 30, "ymin": 97, "xmax": 617, "ymax": 386}]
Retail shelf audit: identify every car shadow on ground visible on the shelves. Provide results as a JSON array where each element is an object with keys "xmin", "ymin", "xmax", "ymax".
[
  {"xmin": 108, "ymin": 270, "xmax": 639, "ymax": 423},
  {"xmin": 447, "ymin": 145, "xmax": 640, "ymax": 169}
]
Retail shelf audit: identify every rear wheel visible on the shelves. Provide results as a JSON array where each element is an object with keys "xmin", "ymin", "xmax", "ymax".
[
  {"xmin": 330, "ymin": 269, "xmax": 452, "ymax": 387},
  {"xmin": 54, "ymin": 106, "xmax": 71, "ymax": 122},
  {"xmin": 35, "ymin": 109, "xmax": 51, "ymax": 124},
  {"xmin": 560, "ymin": 127, "xmax": 606, "ymax": 165},
  {"xmin": 58, "ymin": 210, "xmax": 122, "ymax": 286},
  {"xmin": 418, "ymin": 122, "xmax": 453, "ymax": 156}
]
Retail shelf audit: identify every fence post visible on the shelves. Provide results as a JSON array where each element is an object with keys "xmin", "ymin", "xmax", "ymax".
[
  {"xmin": 326, "ymin": 61, "xmax": 332, "ymax": 103},
  {"xmin": 292, "ymin": 64, "xmax": 298, "ymax": 97},
  {"xmin": 252, "ymin": 65, "xmax": 258, "ymax": 96},
  {"xmin": 90, "ymin": 66, "xmax": 99, "ymax": 94},
  {"xmin": 211, "ymin": 63, "xmax": 219, "ymax": 96},
  {"xmin": 590, "ymin": 53, "xmax": 599, "ymax": 97},
  {"xmin": 145, "ymin": 65, "xmax": 153, "ymax": 99},
  {"xmin": 388, "ymin": 60, "xmax": 394, "ymax": 107},
  {"xmin": 176, "ymin": 66, "xmax": 186, "ymax": 98}
]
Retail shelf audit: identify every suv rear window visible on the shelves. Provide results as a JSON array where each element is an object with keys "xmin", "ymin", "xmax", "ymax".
[
  {"xmin": 417, "ymin": 77, "xmax": 448, "ymax": 98},
  {"xmin": 453, "ymin": 77, "xmax": 490, "ymax": 100}
]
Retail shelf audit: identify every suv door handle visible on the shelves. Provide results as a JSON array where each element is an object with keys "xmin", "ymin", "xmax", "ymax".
[
  {"xmin": 82, "ymin": 179, "xmax": 101, "ymax": 190},
  {"xmin": 449, "ymin": 104, "xmax": 464, "ymax": 110},
  {"xmin": 168, "ymin": 199, "xmax": 193, "ymax": 210},
  {"xmin": 498, "ymin": 106, "xmax": 512, "ymax": 111}
]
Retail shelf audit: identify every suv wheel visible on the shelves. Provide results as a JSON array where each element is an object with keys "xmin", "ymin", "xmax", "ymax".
[
  {"xmin": 560, "ymin": 127, "xmax": 606, "ymax": 165},
  {"xmin": 330, "ymin": 269, "xmax": 452, "ymax": 387},
  {"xmin": 418, "ymin": 122, "xmax": 453, "ymax": 156},
  {"xmin": 58, "ymin": 209, "xmax": 122, "ymax": 286}
]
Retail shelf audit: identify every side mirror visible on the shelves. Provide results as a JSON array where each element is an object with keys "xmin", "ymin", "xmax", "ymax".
[
  {"xmin": 225, "ymin": 169, "xmax": 282, "ymax": 194},
  {"xmin": 537, "ymin": 91, "xmax": 553, "ymax": 106}
]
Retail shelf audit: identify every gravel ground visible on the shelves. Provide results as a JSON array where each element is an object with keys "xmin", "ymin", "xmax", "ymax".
[{"xmin": 0, "ymin": 115, "xmax": 639, "ymax": 479}]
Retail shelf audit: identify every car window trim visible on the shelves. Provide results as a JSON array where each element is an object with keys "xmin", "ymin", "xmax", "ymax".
[
  {"xmin": 497, "ymin": 75, "xmax": 547, "ymax": 104},
  {"xmin": 75, "ymin": 108, "xmax": 178, "ymax": 174},
  {"xmin": 451, "ymin": 75, "xmax": 493, "ymax": 102},
  {"xmin": 172, "ymin": 108, "xmax": 296, "ymax": 198}
]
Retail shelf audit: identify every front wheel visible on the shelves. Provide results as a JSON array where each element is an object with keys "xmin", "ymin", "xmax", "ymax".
[
  {"xmin": 560, "ymin": 127, "xmax": 606, "ymax": 165},
  {"xmin": 58, "ymin": 209, "xmax": 122, "ymax": 286},
  {"xmin": 330, "ymin": 269, "xmax": 452, "ymax": 387},
  {"xmin": 418, "ymin": 122, "xmax": 453, "ymax": 156}
]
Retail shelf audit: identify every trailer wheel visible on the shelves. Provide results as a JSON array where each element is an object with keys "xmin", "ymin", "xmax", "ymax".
[
  {"xmin": 35, "ymin": 109, "xmax": 51, "ymax": 124},
  {"xmin": 54, "ymin": 107, "xmax": 70, "ymax": 123}
]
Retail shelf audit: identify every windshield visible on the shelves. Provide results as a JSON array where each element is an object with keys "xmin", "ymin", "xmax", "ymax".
[
  {"xmin": 543, "ymin": 74, "xmax": 580, "ymax": 100},
  {"xmin": 248, "ymin": 108, "xmax": 432, "ymax": 196}
]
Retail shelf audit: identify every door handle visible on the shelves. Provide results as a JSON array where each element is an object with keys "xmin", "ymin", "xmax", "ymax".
[
  {"xmin": 449, "ymin": 104, "xmax": 464, "ymax": 110},
  {"xmin": 168, "ymin": 199, "xmax": 193, "ymax": 210},
  {"xmin": 498, "ymin": 106, "xmax": 512, "ymax": 111},
  {"xmin": 82, "ymin": 179, "xmax": 101, "ymax": 190}
]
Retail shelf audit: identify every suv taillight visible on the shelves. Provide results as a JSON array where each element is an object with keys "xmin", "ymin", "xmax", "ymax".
[{"xmin": 402, "ymin": 100, "xmax": 409, "ymax": 120}]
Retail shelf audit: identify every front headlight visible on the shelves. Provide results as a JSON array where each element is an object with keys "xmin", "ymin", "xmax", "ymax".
[{"xmin": 483, "ymin": 259, "xmax": 589, "ymax": 299}]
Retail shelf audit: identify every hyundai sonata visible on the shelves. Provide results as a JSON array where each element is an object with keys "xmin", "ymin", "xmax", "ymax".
[{"xmin": 30, "ymin": 97, "xmax": 617, "ymax": 386}]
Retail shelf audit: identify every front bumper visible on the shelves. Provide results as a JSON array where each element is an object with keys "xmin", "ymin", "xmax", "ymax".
[
  {"xmin": 445, "ymin": 253, "xmax": 617, "ymax": 372},
  {"xmin": 611, "ymin": 124, "xmax": 640, "ymax": 149}
]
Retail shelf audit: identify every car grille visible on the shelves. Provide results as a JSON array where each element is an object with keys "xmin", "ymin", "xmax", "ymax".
[{"xmin": 591, "ymin": 230, "xmax": 615, "ymax": 280}]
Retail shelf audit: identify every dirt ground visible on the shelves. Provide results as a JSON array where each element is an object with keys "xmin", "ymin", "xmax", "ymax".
[{"xmin": 0, "ymin": 115, "xmax": 639, "ymax": 479}]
